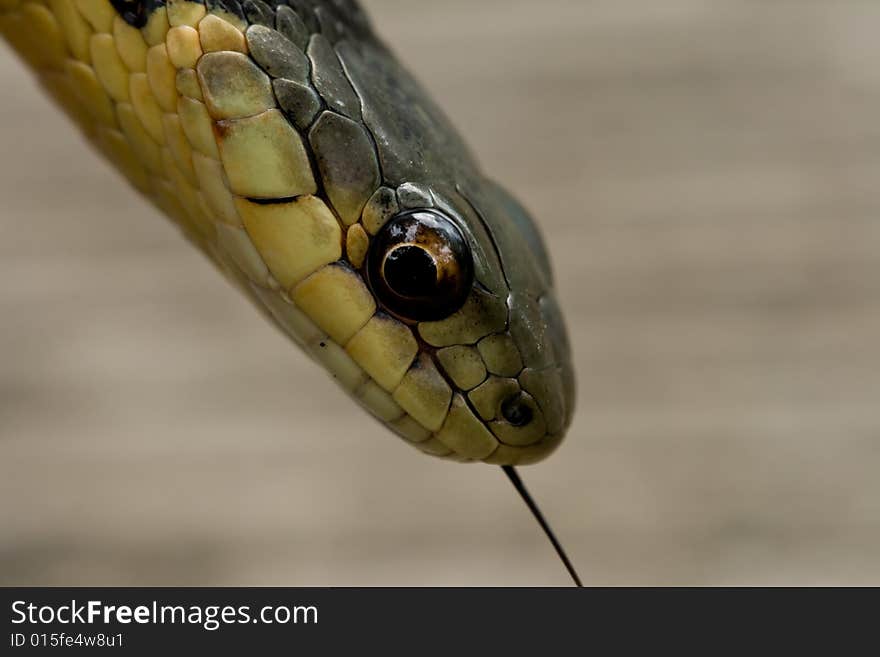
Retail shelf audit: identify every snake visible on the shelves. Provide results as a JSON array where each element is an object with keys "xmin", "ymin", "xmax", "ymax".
[{"xmin": 0, "ymin": 0, "xmax": 579, "ymax": 582}]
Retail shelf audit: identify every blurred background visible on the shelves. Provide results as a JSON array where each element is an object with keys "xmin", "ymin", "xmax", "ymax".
[{"xmin": 2, "ymin": 0, "xmax": 880, "ymax": 585}]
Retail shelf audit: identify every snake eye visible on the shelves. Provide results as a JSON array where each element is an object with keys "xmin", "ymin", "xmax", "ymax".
[
  {"xmin": 366, "ymin": 209, "xmax": 474, "ymax": 322},
  {"xmin": 111, "ymin": 0, "xmax": 146, "ymax": 27}
]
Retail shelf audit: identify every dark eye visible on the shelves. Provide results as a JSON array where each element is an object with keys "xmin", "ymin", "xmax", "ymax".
[
  {"xmin": 111, "ymin": 0, "xmax": 146, "ymax": 27},
  {"xmin": 366, "ymin": 209, "xmax": 473, "ymax": 322}
]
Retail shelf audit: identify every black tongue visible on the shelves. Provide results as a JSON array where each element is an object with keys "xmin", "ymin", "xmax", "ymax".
[{"xmin": 502, "ymin": 465, "xmax": 583, "ymax": 587}]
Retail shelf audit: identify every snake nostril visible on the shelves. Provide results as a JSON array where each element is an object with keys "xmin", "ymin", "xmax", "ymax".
[{"xmin": 501, "ymin": 394, "xmax": 533, "ymax": 427}]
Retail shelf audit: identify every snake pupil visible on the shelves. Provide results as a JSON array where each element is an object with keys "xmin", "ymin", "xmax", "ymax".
[
  {"xmin": 383, "ymin": 245, "xmax": 438, "ymax": 298},
  {"xmin": 501, "ymin": 395, "xmax": 533, "ymax": 427}
]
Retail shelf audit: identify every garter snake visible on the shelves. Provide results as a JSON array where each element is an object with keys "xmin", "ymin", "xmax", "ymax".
[{"xmin": 0, "ymin": 0, "xmax": 579, "ymax": 582}]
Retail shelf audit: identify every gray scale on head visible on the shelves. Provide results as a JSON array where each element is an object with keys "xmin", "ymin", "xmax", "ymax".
[
  {"xmin": 275, "ymin": 6, "xmax": 310, "ymax": 50},
  {"xmin": 362, "ymin": 187, "xmax": 399, "ymax": 235},
  {"xmin": 307, "ymin": 34, "xmax": 363, "ymax": 121},
  {"xmin": 508, "ymin": 291, "xmax": 553, "ymax": 371},
  {"xmin": 314, "ymin": 5, "xmax": 344, "ymax": 43},
  {"xmin": 396, "ymin": 183, "xmax": 434, "ymax": 210},
  {"xmin": 418, "ymin": 286, "xmax": 509, "ymax": 347},
  {"xmin": 273, "ymin": 79, "xmax": 321, "ymax": 130},
  {"xmin": 243, "ymin": 0, "xmax": 275, "ymax": 27},
  {"xmin": 287, "ymin": 0, "xmax": 320, "ymax": 34},
  {"xmin": 309, "ymin": 111, "xmax": 380, "ymax": 225},
  {"xmin": 246, "ymin": 25, "xmax": 311, "ymax": 81},
  {"xmin": 431, "ymin": 189, "xmax": 508, "ymax": 299}
]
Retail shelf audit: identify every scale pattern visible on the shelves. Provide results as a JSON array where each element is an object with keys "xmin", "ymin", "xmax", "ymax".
[{"xmin": 0, "ymin": 0, "xmax": 574, "ymax": 464}]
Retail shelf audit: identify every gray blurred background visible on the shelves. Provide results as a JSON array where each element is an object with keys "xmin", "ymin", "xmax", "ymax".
[{"xmin": 2, "ymin": 0, "xmax": 880, "ymax": 586}]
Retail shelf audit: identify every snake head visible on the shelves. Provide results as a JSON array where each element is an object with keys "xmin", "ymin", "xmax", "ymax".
[{"xmin": 0, "ymin": 0, "xmax": 575, "ymax": 464}]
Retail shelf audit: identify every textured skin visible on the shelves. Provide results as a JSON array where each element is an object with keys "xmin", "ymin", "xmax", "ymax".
[{"xmin": 0, "ymin": 0, "xmax": 575, "ymax": 464}]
